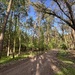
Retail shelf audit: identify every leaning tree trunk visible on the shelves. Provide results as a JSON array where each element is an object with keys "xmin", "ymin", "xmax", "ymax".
[{"xmin": 0, "ymin": 0, "xmax": 13, "ymax": 59}]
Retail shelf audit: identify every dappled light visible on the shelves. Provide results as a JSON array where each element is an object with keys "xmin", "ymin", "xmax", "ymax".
[
  {"xmin": 0, "ymin": 0, "xmax": 75, "ymax": 75},
  {"xmin": 36, "ymin": 63, "xmax": 40, "ymax": 75},
  {"xmin": 0, "ymin": 50, "xmax": 75, "ymax": 75}
]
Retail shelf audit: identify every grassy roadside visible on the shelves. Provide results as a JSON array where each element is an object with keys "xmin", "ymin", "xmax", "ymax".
[
  {"xmin": 0, "ymin": 51, "xmax": 43, "ymax": 65},
  {"xmin": 56, "ymin": 50, "xmax": 75, "ymax": 75}
]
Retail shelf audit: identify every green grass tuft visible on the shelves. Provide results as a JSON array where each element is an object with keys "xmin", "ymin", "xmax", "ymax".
[
  {"xmin": 0, "ymin": 51, "xmax": 42, "ymax": 65},
  {"xmin": 56, "ymin": 50, "xmax": 75, "ymax": 75}
]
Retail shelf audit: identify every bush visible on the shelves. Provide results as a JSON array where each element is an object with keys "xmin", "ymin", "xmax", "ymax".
[
  {"xmin": 48, "ymin": 43, "xmax": 54, "ymax": 49},
  {"xmin": 60, "ymin": 43, "xmax": 67, "ymax": 50}
]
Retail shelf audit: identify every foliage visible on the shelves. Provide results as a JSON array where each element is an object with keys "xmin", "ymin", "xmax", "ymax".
[
  {"xmin": 0, "ymin": 51, "xmax": 42, "ymax": 64},
  {"xmin": 0, "ymin": 0, "xmax": 74, "ymax": 60},
  {"xmin": 60, "ymin": 43, "xmax": 68, "ymax": 50},
  {"xmin": 57, "ymin": 50, "xmax": 75, "ymax": 75}
]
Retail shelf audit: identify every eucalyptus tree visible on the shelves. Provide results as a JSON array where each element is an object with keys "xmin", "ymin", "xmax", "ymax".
[
  {"xmin": 36, "ymin": 13, "xmax": 43, "ymax": 50},
  {"xmin": 31, "ymin": 0, "xmax": 75, "ymax": 50},
  {"xmin": 0, "ymin": 2, "xmax": 6, "ymax": 30},
  {"xmin": 31, "ymin": 0, "xmax": 75, "ymax": 30},
  {"xmin": 0, "ymin": 0, "xmax": 13, "ymax": 58},
  {"xmin": 26, "ymin": 17, "xmax": 36, "ymax": 50},
  {"xmin": 17, "ymin": 17, "xmax": 21, "ymax": 55},
  {"xmin": 43, "ymin": 14, "xmax": 54, "ymax": 45},
  {"xmin": 0, "ymin": 0, "xmax": 30, "ymax": 58},
  {"xmin": 71, "ymin": 29, "xmax": 75, "ymax": 49},
  {"xmin": 7, "ymin": 11, "xmax": 13, "ymax": 56}
]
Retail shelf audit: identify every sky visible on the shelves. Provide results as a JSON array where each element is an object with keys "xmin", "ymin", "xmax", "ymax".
[
  {"xmin": 22, "ymin": 0, "xmax": 70, "ymax": 34},
  {"xmin": 30, "ymin": 1, "xmax": 60, "ymax": 30}
]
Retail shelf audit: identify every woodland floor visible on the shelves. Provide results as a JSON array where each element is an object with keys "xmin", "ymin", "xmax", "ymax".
[{"xmin": 0, "ymin": 49, "xmax": 75, "ymax": 75}]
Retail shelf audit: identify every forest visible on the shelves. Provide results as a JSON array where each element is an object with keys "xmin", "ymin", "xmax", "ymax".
[{"xmin": 0, "ymin": 0, "xmax": 75, "ymax": 75}]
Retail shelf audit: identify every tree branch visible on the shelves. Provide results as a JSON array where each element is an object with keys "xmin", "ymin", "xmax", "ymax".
[
  {"xmin": 65, "ymin": 1, "xmax": 75, "ymax": 25},
  {"xmin": 31, "ymin": 2, "xmax": 75, "ymax": 30},
  {"xmin": 53, "ymin": 0, "xmax": 71, "ymax": 19}
]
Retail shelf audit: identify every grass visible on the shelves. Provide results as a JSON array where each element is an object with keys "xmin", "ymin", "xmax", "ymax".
[
  {"xmin": 56, "ymin": 49, "xmax": 75, "ymax": 75},
  {"xmin": 58, "ymin": 50, "xmax": 75, "ymax": 64},
  {"xmin": 0, "ymin": 51, "xmax": 42, "ymax": 65},
  {"xmin": 55, "ymin": 65, "xmax": 75, "ymax": 75},
  {"xmin": 1, "ymin": 49, "xmax": 75, "ymax": 75}
]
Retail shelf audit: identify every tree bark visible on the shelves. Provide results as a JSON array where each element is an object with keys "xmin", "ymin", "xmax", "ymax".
[
  {"xmin": 13, "ymin": 38, "xmax": 16, "ymax": 59},
  {"xmin": 0, "ymin": 0, "xmax": 13, "ymax": 59},
  {"xmin": 18, "ymin": 34, "xmax": 21, "ymax": 55},
  {"xmin": 71, "ymin": 29, "xmax": 75, "ymax": 49}
]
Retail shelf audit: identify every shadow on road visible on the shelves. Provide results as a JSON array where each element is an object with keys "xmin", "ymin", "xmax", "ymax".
[{"xmin": 0, "ymin": 50, "xmax": 75, "ymax": 75}]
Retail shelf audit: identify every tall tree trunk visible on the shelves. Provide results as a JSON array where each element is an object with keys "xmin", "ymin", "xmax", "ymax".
[
  {"xmin": 12, "ymin": 17, "xmax": 17, "ymax": 58},
  {"xmin": 7, "ymin": 34, "xmax": 10, "ymax": 56},
  {"xmin": 18, "ymin": 36, "xmax": 21, "ymax": 54},
  {"xmin": 47, "ymin": 24, "xmax": 50, "ymax": 45},
  {"xmin": 18, "ymin": 29, "xmax": 21, "ymax": 55},
  {"xmin": 37, "ymin": 13, "xmax": 41, "ymax": 50},
  {"xmin": 71, "ymin": 29, "xmax": 75, "ymax": 49},
  {"xmin": 0, "ymin": 0, "xmax": 13, "ymax": 59},
  {"xmin": 13, "ymin": 38, "xmax": 16, "ymax": 58},
  {"xmin": 17, "ymin": 16, "xmax": 21, "ymax": 55},
  {"xmin": 7, "ymin": 13, "xmax": 12, "ymax": 56}
]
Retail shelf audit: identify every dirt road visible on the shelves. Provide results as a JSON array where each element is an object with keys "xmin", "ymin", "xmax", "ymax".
[{"xmin": 0, "ymin": 50, "xmax": 61, "ymax": 75}]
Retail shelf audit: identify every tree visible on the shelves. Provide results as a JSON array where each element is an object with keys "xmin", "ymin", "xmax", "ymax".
[
  {"xmin": 0, "ymin": 0, "xmax": 31, "ymax": 58},
  {"xmin": 71, "ymin": 29, "xmax": 75, "ymax": 49},
  {"xmin": 7, "ymin": 12, "xmax": 13, "ymax": 56},
  {"xmin": 0, "ymin": 0, "xmax": 13, "ymax": 58},
  {"xmin": 31, "ymin": 0, "xmax": 75, "ymax": 30}
]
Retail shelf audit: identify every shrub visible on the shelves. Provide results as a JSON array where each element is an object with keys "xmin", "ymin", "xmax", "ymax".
[{"xmin": 60, "ymin": 43, "xmax": 67, "ymax": 50}]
